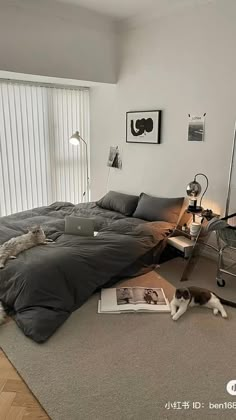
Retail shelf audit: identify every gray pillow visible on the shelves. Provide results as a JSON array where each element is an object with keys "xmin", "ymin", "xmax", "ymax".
[
  {"xmin": 97, "ymin": 191, "xmax": 139, "ymax": 216},
  {"xmin": 133, "ymin": 193, "xmax": 184, "ymax": 224}
]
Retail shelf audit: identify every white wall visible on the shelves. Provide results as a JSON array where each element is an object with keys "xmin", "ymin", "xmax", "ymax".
[
  {"xmin": 0, "ymin": 0, "xmax": 118, "ymax": 84},
  {"xmin": 90, "ymin": 0, "xmax": 236, "ymax": 215}
]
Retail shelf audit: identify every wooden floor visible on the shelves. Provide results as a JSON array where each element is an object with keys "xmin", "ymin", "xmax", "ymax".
[{"xmin": 0, "ymin": 349, "xmax": 49, "ymax": 420}]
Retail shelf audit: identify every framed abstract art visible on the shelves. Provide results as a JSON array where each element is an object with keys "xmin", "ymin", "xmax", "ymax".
[{"xmin": 126, "ymin": 110, "xmax": 162, "ymax": 144}]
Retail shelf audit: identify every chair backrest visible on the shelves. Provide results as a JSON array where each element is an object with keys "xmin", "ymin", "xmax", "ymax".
[
  {"xmin": 218, "ymin": 213, "xmax": 236, "ymax": 247},
  {"xmin": 218, "ymin": 228, "xmax": 236, "ymax": 248},
  {"xmin": 221, "ymin": 212, "xmax": 236, "ymax": 222},
  {"xmin": 228, "ymin": 216, "xmax": 236, "ymax": 227}
]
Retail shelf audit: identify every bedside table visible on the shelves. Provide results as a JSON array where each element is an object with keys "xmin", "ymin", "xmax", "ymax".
[
  {"xmin": 169, "ymin": 209, "xmax": 219, "ymax": 281},
  {"xmin": 167, "ymin": 235, "xmax": 195, "ymax": 258}
]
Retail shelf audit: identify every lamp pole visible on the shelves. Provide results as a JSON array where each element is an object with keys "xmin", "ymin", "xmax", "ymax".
[
  {"xmin": 225, "ymin": 121, "xmax": 236, "ymax": 217},
  {"xmin": 69, "ymin": 131, "xmax": 90, "ymax": 202},
  {"xmin": 79, "ymin": 135, "xmax": 89, "ymax": 202},
  {"xmin": 194, "ymin": 173, "xmax": 209, "ymax": 208}
]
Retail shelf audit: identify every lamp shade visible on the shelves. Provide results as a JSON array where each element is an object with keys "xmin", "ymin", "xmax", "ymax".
[
  {"xmin": 69, "ymin": 131, "xmax": 81, "ymax": 146},
  {"xmin": 186, "ymin": 180, "xmax": 202, "ymax": 198}
]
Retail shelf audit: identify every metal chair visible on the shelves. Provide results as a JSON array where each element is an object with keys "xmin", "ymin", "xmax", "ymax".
[{"xmin": 206, "ymin": 213, "xmax": 236, "ymax": 287}]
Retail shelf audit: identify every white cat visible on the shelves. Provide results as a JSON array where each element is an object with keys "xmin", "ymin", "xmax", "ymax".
[
  {"xmin": 0, "ymin": 225, "xmax": 54, "ymax": 324},
  {"xmin": 170, "ymin": 287, "xmax": 235, "ymax": 321},
  {"xmin": 0, "ymin": 225, "xmax": 53, "ymax": 269}
]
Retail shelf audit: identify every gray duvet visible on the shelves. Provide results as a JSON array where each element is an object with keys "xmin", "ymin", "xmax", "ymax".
[{"xmin": 0, "ymin": 202, "xmax": 173, "ymax": 342}]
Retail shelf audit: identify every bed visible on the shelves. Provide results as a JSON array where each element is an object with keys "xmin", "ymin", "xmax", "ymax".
[{"xmin": 0, "ymin": 192, "xmax": 184, "ymax": 342}]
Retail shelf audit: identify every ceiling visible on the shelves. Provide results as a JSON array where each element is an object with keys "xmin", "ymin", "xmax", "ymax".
[{"xmin": 54, "ymin": 0, "xmax": 213, "ymax": 21}]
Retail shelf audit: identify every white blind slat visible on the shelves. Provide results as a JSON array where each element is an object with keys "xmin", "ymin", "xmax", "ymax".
[{"xmin": 0, "ymin": 82, "xmax": 89, "ymax": 216}]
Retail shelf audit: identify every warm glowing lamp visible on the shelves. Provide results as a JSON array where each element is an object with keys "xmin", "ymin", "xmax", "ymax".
[{"xmin": 186, "ymin": 173, "xmax": 209, "ymax": 212}]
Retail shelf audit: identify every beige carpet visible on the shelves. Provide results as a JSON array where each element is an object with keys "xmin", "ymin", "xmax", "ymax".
[{"xmin": 0, "ymin": 257, "xmax": 236, "ymax": 420}]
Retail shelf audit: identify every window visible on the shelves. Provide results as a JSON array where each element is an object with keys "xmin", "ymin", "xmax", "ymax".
[{"xmin": 0, "ymin": 81, "xmax": 90, "ymax": 216}]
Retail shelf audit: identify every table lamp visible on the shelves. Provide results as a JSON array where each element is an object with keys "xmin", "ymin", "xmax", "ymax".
[{"xmin": 186, "ymin": 173, "xmax": 209, "ymax": 213}]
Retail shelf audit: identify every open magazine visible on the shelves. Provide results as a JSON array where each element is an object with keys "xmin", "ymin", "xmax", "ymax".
[{"xmin": 98, "ymin": 287, "xmax": 170, "ymax": 313}]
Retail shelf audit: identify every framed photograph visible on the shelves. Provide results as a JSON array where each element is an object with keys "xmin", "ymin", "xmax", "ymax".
[{"xmin": 126, "ymin": 110, "xmax": 162, "ymax": 144}]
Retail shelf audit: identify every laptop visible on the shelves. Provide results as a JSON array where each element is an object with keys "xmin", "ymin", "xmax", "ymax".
[{"xmin": 65, "ymin": 216, "xmax": 98, "ymax": 237}]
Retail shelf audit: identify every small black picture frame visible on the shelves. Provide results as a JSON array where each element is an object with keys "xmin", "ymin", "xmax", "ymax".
[{"xmin": 126, "ymin": 110, "xmax": 162, "ymax": 144}]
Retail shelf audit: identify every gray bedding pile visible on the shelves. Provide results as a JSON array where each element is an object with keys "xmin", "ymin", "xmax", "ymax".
[{"xmin": 0, "ymin": 202, "xmax": 173, "ymax": 342}]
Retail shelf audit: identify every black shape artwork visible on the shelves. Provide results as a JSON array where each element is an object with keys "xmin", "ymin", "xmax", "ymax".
[
  {"xmin": 126, "ymin": 110, "xmax": 161, "ymax": 144},
  {"xmin": 130, "ymin": 117, "xmax": 154, "ymax": 136},
  {"xmin": 112, "ymin": 153, "xmax": 119, "ymax": 168}
]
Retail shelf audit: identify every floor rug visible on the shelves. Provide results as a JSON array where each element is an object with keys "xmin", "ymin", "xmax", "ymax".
[{"xmin": 1, "ymin": 259, "xmax": 235, "ymax": 420}]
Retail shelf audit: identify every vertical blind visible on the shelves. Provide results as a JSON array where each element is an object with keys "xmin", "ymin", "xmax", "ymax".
[{"xmin": 0, "ymin": 81, "xmax": 90, "ymax": 216}]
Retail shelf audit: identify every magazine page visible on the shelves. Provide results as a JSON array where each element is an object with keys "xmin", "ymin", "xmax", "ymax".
[
  {"xmin": 100, "ymin": 288, "xmax": 135, "ymax": 312},
  {"xmin": 100, "ymin": 287, "xmax": 170, "ymax": 313},
  {"xmin": 98, "ymin": 300, "xmax": 121, "ymax": 314}
]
